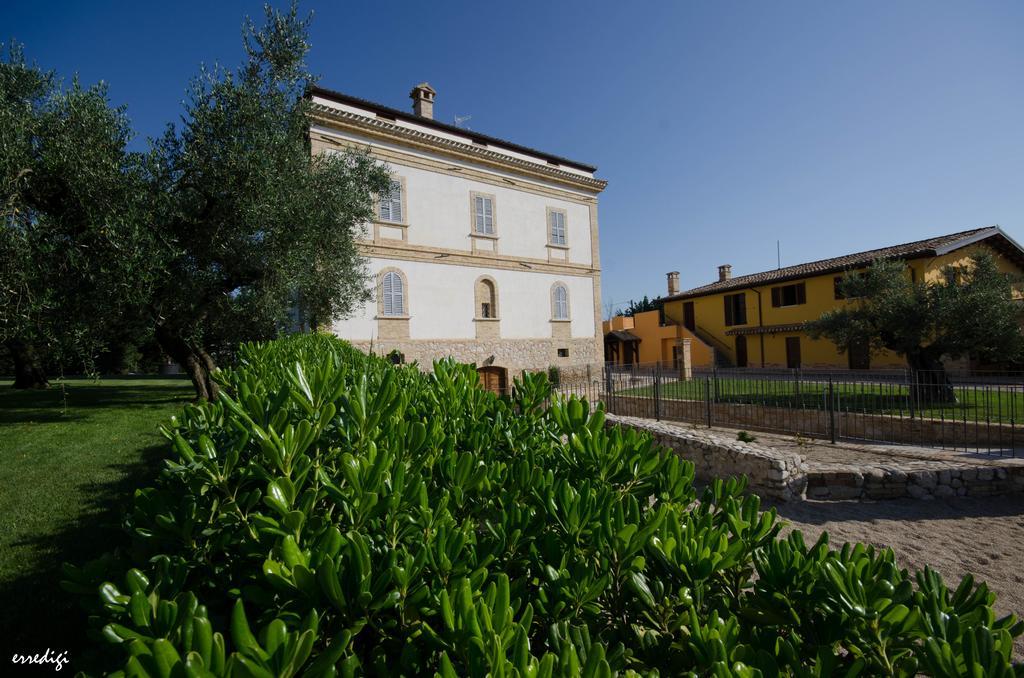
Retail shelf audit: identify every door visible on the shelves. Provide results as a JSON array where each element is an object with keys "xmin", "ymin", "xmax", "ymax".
[
  {"xmin": 785, "ymin": 337, "xmax": 801, "ymax": 369},
  {"xmin": 735, "ymin": 335, "xmax": 748, "ymax": 368},
  {"xmin": 477, "ymin": 366, "xmax": 508, "ymax": 395},
  {"xmin": 848, "ymin": 339, "xmax": 870, "ymax": 370},
  {"xmin": 683, "ymin": 302, "xmax": 695, "ymax": 331}
]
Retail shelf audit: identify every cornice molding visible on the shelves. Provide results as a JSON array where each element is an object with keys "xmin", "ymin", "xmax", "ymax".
[{"xmin": 309, "ymin": 104, "xmax": 608, "ymax": 194}]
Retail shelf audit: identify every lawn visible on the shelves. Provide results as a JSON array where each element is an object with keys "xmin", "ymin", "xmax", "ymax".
[
  {"xmin": 621, "ymin": 376, "xmax": 1024, "ymax": 424},
  {"xmin": 0, "ymin": 377, "xmax": 192, "ymax": 668}
]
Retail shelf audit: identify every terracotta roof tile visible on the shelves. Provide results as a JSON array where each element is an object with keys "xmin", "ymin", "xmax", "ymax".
[{"xmin": 664, "ymin": 227, "xmax": 1013, "ymax": 300}]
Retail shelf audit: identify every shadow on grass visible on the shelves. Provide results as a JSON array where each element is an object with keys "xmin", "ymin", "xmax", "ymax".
[
  {"xmin": 0, "ymin": 440, "xmax": 168, "ymax": 673},
  {"xmin": 0, "ymin": 380, "xmax": 191, "ymax": 426}
]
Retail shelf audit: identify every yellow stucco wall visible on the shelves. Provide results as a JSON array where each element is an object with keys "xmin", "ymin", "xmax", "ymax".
[
  {"xmin": 662, "ymin": 243, "xmax": 1022, "ymax": 369},
  {"xmin": 603, "ymin": 310, "xmax": 714, "ymax": 367}
]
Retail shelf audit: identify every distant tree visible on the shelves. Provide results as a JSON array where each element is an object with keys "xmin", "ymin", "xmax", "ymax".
[
  {"xmin": 0, "ymin": 44, "xmax": 152, "ymax": 388},
  {"xmin": 620, "ymin": 296, "xmax": 663, "ymax": 318},
  {"xmin": 142, "ymin": 3, "xmax": 391, "ymax": 400},
  {"xmin": 805, "ymin": 253, "xmax": 1024, "ymax": 400}
]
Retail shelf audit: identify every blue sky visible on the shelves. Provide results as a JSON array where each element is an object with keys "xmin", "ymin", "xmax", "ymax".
[{"xmin": 4, "ymin": 1, "xmax": 1023, "ymax": 314}]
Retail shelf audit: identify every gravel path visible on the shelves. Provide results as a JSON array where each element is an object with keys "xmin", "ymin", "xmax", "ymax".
[{"xmin": 766, "ymin": 495, "xmax": 1024, "ymax": 660}]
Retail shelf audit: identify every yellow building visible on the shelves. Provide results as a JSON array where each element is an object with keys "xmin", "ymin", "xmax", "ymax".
[
  {"xmin": 603, "ymin": 306, "xmax": 715, "ymax": 368},
  {"xmin": 659, "ymin": 227, "xmax": 1024, "ymax": 369}
]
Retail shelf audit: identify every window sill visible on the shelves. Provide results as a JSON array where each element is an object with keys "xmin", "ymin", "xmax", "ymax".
[
  {"xmin": 550, "ymin": 318, "xmax": 572, "ymax": 323},
  {"xmin": 474, "ymin": 317, "xmax": 501, "ymax": 322},
  {"xmin": 546, "ymin": 242, "xmax": 569, "ymax": 250},
  {"xmin": 775, "ymin": 303, "xmax": 804, "ymax": 308},
  {"xmin": 469, "ymin": 232, "xmax": 499, "ymax": 240},
  {"xmin": 375, "ymin": 219, "xmax": 408, "ymax": 227},
  {"xmin": 376, "ymin": 315, "xmax": 410, "ymax": 320}
]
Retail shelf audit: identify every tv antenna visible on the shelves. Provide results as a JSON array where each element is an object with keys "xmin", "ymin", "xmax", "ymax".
[{"xmin": 454, "ymin": 114, "xmax": 472, "ymax": 129}]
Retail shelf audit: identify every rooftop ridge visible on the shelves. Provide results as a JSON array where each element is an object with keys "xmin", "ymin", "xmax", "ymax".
[
  {"xmin": 664, "ymin": 226, "xmax": 1011, "ymax": 300},
  {"xmin": 308, "ymin": 85, "xmax": 599, "ymax": 174}
]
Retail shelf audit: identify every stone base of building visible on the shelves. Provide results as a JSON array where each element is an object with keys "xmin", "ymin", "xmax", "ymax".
[{"xmin": 345, "ymin": 336, "xmax": 600, "ymax": 377}]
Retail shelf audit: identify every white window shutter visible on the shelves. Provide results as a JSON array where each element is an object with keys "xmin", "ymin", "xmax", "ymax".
[
  {"xmin": 390, "ymin": 181, "xmax": 402, "ymax": 223},
  {"xmin": 475, "ymin": 196, "xmax": 485, "ymax": 233},
  {"xmin": 554, "ymin": 285, "xmax": 568, "ymax": 319},
  {"xmin": 382, "ymin": 273, "xmax": 393, "ymax": 315},
  {"xmin": 392, "ymin": 274, "xmax": 404, "ymax": 315}
]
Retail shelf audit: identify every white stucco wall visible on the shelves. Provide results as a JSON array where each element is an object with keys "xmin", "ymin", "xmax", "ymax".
[
  {"xmin": 332, "ymin": 258, "xmax": 597, "ymax": 341},
  {"xmin": 388, "ymin": 161, "xmax": 593, "ymax": 265}
]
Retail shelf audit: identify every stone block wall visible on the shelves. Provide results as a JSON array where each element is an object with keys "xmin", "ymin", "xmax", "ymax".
[
  {"xmin": 351, "ymin": 337, "xmax": 599, "ymax": 377},
  {"xmin": 606, "ymin": 414, "xmax": 808, "ymax": 501},
  {"xmin": 607, "ymin": 414, "xmax": 1024, "ymax": 503}
]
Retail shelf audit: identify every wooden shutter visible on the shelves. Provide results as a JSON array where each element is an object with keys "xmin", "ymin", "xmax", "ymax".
[
  {"xmin": 389, "ymin": 181, "xmax": 402, "ymax": 222},
  {"xmin": 771, "ymin": 287, "xmax": 781, "ymax": 307},
  {"xmin": 382, "ymin": 272, "xmax": 393, "ymax": 316},
  {"xmin": 550, "ymin": 211, "xmax": 566, "ymax": 245},
  {"xmin": 392, "ymin": 273, "xmax": 404, "ymax": 315},
  {"xmin": 484, "ymin": 198, "xmax": 493, "ymax": 234},
  {"xmin": 383, "ymin": 272, "xmax": 404, "ymax": 315},
  {"xmin": 554, "ymin": 285, "xmax": 568, "ymax": 319},
  {"xmin": 796, "ymin": 283, "xmax": 806, "ymax": 304},
  {"xmin": 475, "ymin": 196, "xmax": 485, "ymax": 233},
  {"xmin": 736, "ymin": 293, "xmax": 746, "ymax": 324},
  {"xmin": 724, "ymin": 296, "xmax": 734, "ymax": 326}
]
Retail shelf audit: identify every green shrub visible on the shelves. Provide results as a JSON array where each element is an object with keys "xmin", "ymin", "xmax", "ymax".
[
  {"xmin": 736, "ymin": 431, "xmax": 757, "ymax": 443},
  {"xmin": 64, "ymin": 334, "xmax": 1023, "ymax": 676}
]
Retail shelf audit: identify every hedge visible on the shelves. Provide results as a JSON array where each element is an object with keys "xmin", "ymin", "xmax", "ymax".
[{"xmin": 63, "ymin": 334, "xmax": 1023, "ymax": 676}]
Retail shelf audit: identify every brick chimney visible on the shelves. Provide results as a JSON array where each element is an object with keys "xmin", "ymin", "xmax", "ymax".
[
  {"xmin": 666, "ymin": 271, "xmax": 680, "ymax": 296},
  {"xmin": 409, "ymin": 82, "xmax": 436, "ymax": 119},
  {"xmin": 718, "ymin": 264, "xmax": 732, "ymax": 282}
]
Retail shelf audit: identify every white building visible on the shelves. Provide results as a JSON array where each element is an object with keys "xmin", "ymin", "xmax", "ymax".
[{"xmin": 309, "ymin": 83, "xmax": 607, "ymax": 390}]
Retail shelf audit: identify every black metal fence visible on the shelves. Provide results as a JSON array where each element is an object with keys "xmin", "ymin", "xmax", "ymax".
[{"xmin": 544, "ymin": 363, "xmax": 1024, "ymax": 457}]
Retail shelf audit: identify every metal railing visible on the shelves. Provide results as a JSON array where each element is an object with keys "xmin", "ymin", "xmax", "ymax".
[{"xmin": 528, "ymin": 362, "xmax": 1024, "ymax": 457}]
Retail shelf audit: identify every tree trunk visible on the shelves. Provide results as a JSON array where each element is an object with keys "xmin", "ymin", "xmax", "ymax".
[
  {"xmin": 7, "ymin": 339, "xmax": 49, "ymax": 389},
  {"xmin": 907, "ymin": 349, "xmax": 957, "ymax": 406},
  {"xmin": 154, "ymin": 324, "xmax": 219, "ymax": 401}
]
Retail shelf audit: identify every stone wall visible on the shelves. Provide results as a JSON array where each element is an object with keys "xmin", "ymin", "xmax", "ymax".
[
  {"xmin": 806, "ymin": 463, "xmax": 1024, "ymax": 500},
  {"xmin": 604, "ymin": 394, "xmax": 1021, "ymax": 450},
  {"xmin": 607, "ymin": 414, "xmax": 1024, "ymax": 503},
  {"xmin": 606, "ymin": 414, "xmax": 808, "ymax": 502},
  {"xmin": 350, "ymin": 337, "xmax": 600, "ymax": 377}
]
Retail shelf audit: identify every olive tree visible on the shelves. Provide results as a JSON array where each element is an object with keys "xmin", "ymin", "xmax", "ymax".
[
  {"xmin": 806, "ymin": 252, "xmax": 1024, "ymax": 401},
  {"xmin": 144, "ymin": 3, "xmax": 391, "ymax": 400},
  {"xmin": 1, "ymin": 44, "xmax": 152, "ymax": 388}
]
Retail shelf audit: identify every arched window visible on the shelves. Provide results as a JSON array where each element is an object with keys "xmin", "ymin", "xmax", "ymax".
[
  {"xmin": 551, "ymin": 283, "xmax": 569, "ymax": 320},
  {"xmin": 475, "ymin": 276, "xmax": 498, "ymax": 318},
  {"xmin": 381, "ymin": 270, "xmax": 405, "ymax": 316}
]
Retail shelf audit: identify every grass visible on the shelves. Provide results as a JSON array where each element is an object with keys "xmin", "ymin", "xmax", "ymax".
[
  {"xmin": 621, "ymin": 377, "xmax": 1024, "ymax": 424},
  {"xmin": 0, "ymin": 376, "xmax": 192, "ymax": 669}
]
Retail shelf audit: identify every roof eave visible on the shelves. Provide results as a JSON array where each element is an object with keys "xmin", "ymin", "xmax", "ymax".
[{"xmin": 307, "ymin": 85, "xmax": 600, "ymax": 174}]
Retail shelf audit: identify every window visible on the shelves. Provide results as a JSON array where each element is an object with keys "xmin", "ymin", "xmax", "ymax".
[
  {"xmin": 548, "ymin": 209, "xmax": 567, "ymax": 246},
  {"xmin": 475, "ymin": 276, "xmax": 498, "ymax": 319},
  {"xmin": 473, "ymin": 194, "xmax": 494, "ymax": 235},
  {"xmin": 724, "ymin": 293, "xmax": 746, "ymax": 326},
  {"xmin": 557, "ymin": 348, "xmax": 569, "ymax": 358},
  {"xmin": 379, "ymin": 179, "xmax": 403, "ymax": 223},
  {"xmin": 552, "ymin": 284, "xmax": 569, "ymax": 320},
  {"xmin": 771, "ymin": 282, "xmax": 806, "ymax": 307},
  {"xmin": 834, "ymin": 272, "xmax": 866, "ymax": 300},
  {"xmin": 381, "ymin": 271, "xmax": 405, "ymax": 316}
]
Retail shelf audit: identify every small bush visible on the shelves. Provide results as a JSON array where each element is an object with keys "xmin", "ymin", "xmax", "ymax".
[
  {"xmin": 65, "ymin": 335, "xmax": 1023, "ymax": 676},
  {"xmin": 737, "ymin": 430, "xmax": 757, "ymax": 443}
]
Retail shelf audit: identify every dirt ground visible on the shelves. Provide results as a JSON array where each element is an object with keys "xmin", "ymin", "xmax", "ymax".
[{"xmin": 766, "ymin": 494, "xmax": 1024, "ymax": 660}]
